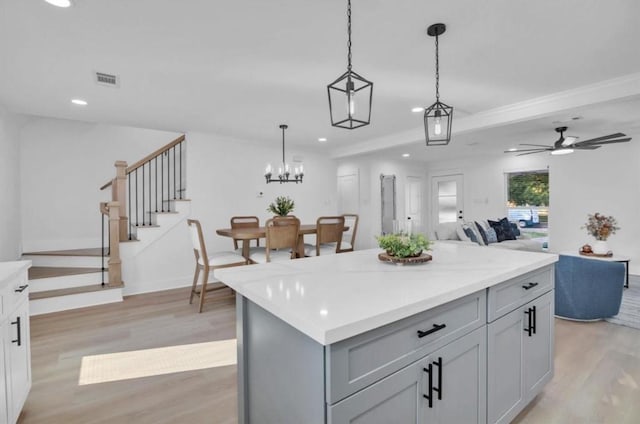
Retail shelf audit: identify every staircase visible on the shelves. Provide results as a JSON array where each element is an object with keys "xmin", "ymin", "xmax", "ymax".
[{"xmin": 24, "ymin": 135, "xmax": 188, "ymax": 316}]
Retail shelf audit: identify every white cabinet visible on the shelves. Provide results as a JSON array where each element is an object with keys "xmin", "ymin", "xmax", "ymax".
[
  {"xmin": 0, "ymin": 261, "xmax": 32, "ymax": 424},
  {"xmin": 487, "ymin": 288, "xmax": 554, "ymax": 424}
]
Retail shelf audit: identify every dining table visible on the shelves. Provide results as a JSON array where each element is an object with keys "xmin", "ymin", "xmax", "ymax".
[{"xmin": 216, "ymin": 224, "xmax": 348, "ymax": 259}]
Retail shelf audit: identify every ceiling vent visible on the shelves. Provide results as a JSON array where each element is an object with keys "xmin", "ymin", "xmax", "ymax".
[{"xmin": 95, "ymin": 72, "xmax": 119, "ymax": 87}]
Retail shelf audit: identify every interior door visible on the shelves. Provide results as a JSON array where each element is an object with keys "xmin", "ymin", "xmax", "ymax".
[
  {"xmin": 406, "ymin": 176, "xmax": 423, "ymax": 234},
  {"xmin": 431, "ymin": 174, "xmax": 464, "ymax": 229},
  {"xmin": 338, "ymin": 171, "xmax": 359, "ymax": 214}
]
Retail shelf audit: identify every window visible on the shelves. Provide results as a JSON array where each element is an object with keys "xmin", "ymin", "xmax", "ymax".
[{"xmin": 506, "ymin": 170, "xmax": 548, "ymax": 244}]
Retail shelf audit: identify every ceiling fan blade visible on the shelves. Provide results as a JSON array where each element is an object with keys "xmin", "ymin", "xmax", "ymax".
[
  {"xmin": 576, "ymin": 138, "xmax": 631, "ymax": 146},
  {"xmin": 573, "ymin": 145, "xmax": 601, "ymax": 150},
  {"xmin": 504, "ymin": 148, "xmax": 549, "ymax": 153},
  {"xmin": 578, "ymin": 133, "xmax": 626, "ymax": 144},
  {"xmin": 516, "ymin": 150, "xmax": 548, "ymax": 156},
  {"xmin": 519, "ymin": 143, "xmax": 553, "ymax": 147}
]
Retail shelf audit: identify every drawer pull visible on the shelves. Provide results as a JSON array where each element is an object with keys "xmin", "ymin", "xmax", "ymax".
[
  {"xmin": 522, "ymin": 282, "xmax": 538, "ymax": 290},
  {"xmin": 11, "ymin": 316, "xmax": 22, "ymax": 346},
  {"xmin": 417, "ymin": 323, "xmax": 447, "ymax": 338},
  {"xmin": 14, "ymin": 284, "xmax": 29, "ymax": 293},
  {"xmin": 422, "ymin": 364, "xmax": 433, "ymax": 408}
]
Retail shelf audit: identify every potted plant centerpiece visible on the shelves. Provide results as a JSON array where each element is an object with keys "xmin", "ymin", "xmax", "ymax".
[
  {"xmin": 581, "ymin": 212, "xmax": 619, "ymax": 255},
  {"xmin": 267, "ymin": 196, "xmax": 295, "ymax": 216},
  {"xmin": 376, "ymin": 232, "xmax": 432, "ymax": 260}
]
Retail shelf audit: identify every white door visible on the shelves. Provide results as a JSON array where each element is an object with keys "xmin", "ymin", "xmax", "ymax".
[
  {"xmin": 406, "ymin": 176, "xmax": 423, "ymax": 234},
  {"xmin": 431, "ymin": 174, "xmax": 464, "ymax": 229},
  {"xmin": 337, "ymin": 172, "xmax": 359, "ymax": 215}
]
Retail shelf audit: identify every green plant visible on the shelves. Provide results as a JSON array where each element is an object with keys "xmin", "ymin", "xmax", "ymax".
[
  {"xmin": 376, "ymin": 233, "xmax": 432, "ymax": 258},
  {"xmin": 267, "ymin": 196, "xmax": 295, "ymax": 216}
]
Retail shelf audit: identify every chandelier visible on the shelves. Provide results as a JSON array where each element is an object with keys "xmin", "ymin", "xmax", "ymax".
[
  {"xmin": 327, "ymin": 0, "xmax": 373, "ymax": 129},
  {"xmin": 265, "ymin": 124, "xmax": 304, "ymax": 184},
  {"xmin": 424, "ymin": 23, "xmax": 453, "ymax": 146}
]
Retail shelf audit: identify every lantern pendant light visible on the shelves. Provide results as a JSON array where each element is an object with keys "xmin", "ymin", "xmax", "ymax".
[
  {"xmin": 264, "ymin": 124, "xmax": 304, "ymax": 184},
  {"xmin": 327, "ymin": 0, "xmax": 373, "ymax": 129},
  {"xmin": 424, "ymin": 23, "xmax": 453, "ymax": 146}
]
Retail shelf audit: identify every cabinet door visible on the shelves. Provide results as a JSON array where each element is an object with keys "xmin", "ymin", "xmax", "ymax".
[
  {"xmin": 487, "ymin": 306, "xmax": 526, "ymax": 424},
  {"xmin": 423, "ymin": 326, "xmax": 487, "ymax": 424},
  {"xmin": 524, "ymin": 291, "xmax": 554, "ymax": 400},
  {"xmin": 0, "ymin": 320, "xmax": 8, "ymax": 424},
  {"xmin": 6, "ymin": 298, "xmax": 31, "ymax": 424},
  {"xmin": 329, "ymin": 359, "xmax": 424, "ymax": 424}
]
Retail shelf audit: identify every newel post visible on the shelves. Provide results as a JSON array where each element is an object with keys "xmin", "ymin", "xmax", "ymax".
[
  {"xmin": 113, "ymin": 160, "xmax": 128, "ymax": 241},
  {"xmin": 107, "ymin": 201, "xmax": 123, "ymax": 287}
]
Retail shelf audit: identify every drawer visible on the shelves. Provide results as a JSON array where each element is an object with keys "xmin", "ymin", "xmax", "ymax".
[
  {"xmin": 487, "ymin": 266, "xmax": 553, "ymax": 322},
  {"xmin": 326, "ymin": 290, "xmax": 486, "ymax": 404},
  {"xmin": 3, "ymin": 271, "xmax": 29, "ymax": 314}
]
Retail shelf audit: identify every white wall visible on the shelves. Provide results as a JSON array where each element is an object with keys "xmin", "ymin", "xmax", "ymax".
[
  {"xmin": 0, "ymin": 106, "xmax": 25, "ymax": 261},
  {"xmin": 19, "ymin": 117, "xmax": 181, "ymax": 251},
  {"xmin": 337, "ymin": 157, "xmax": 427, "ymax": 250}
]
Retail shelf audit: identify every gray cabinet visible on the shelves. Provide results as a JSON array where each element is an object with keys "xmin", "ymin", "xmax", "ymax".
[{"xmin": 487, "ymin": 290, "xmax": 554, "ymax": 424}]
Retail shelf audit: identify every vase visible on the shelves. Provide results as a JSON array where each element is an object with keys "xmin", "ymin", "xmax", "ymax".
[{"xmin": 592, "ymin": 240, "xmax": 609, "ymax": 255}]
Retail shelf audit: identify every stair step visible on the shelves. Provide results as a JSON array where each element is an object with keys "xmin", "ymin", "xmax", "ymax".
[
  {"xmin": 23, "ymin": 248, "xmax": 106, "ymax": 257},
  {"xmin": 133, "ymin": 224, "xmax": 160, "ymax": 228},
  {"xmin": 162, "ymin": 198, "xmax": 191, "ymax": 202},
  {"xmin": 22, "ymin": 253, "xmax": 105, "ymax": 268},
  {"xmin": 29, "ymin": 284, "xmax": 124, "ymax": 316},
  {"xmin": 29, "ymin": 266, "xmax": 102, "ymax": 280}
]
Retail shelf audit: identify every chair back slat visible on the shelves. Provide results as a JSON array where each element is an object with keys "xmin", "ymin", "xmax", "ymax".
[
  {"xmin": 265, "ymin": 216, "xmax": 300, "ymax": 259},
  {"xmin": 187, "ymin": 219, "xmax": 207, "ymax": 261},
  {"xmin": 341, "ymin": 213, "xmax": 359, "ymax": 252},
  {"xmin": 230, "ymin": 216, "xmax": 260, "ymax": 249}
]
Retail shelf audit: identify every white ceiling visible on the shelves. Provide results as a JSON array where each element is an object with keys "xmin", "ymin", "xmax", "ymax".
[{"xmin": 1, "ymin": 0, "xmax": 639, "ymax": 161}]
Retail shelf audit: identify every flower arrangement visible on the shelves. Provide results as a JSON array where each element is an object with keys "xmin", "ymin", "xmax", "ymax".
[
  {"xmin": 267, "ymin": 196, "xmax": 295, "ymax": 216},
  {"xmin": 376, "ymin": 233, "xmax": 432, "ymax": 258},
  {"xmin": 582, "ymin": 212, "xmax": 619, "ymax": 241}
]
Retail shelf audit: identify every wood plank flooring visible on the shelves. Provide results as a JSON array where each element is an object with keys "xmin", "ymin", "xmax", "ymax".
[{"xmin": 19, "ymin": 288, "xmax": 640, "ymax": 424}]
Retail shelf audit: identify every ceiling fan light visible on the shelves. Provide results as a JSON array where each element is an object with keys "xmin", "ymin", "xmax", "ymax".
[
  {"xmin": 551, "ymin": 148, "xmax": 574, "ymax": 155},
  {"xmin": 44, "ymin": 0, "xmax": 72, "ymax": 7},
  {"xmin": 561, "ymin": 136, "xmax": 578, "ymax": 146}
]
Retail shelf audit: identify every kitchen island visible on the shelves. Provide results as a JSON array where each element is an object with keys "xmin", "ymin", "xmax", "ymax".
[{"xmin": 215, "ymin": 242, "xmax": 558, "ymax": 424}]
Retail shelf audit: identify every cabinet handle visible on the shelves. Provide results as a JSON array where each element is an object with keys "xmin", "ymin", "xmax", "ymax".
[
  {"xmin": 523, "ymin": 308, "xmax": 532, "ymax": 337},
  {"xmin": 531, "ymin": 305, "xmax": 537, "ymax": 335},
  {"xmin": 522, "ymin": 282, "xmax": 538, "ymax": 290},
  {"xmin": 432, "ymin": 357, "xmax": 443, "ymax": 400},
  {"xmin": 14, "ymin": 284, "xmax": 29, "ymax": 293},
  {"xmin": 11, "ymin": 316, "xmax": 22, "ymax": 346},
  {"xmin": 422, "ymin": 364, "xmax": 433, "ymax": 408},
  {"xmin": 417, "ymin": 323, "xmax": 447, "ymax": 338}
]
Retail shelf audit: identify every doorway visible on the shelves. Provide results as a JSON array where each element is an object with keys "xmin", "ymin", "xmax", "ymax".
[{"xmin": 431, "ymin": 174, "xmax": 464, "ymax": 229}]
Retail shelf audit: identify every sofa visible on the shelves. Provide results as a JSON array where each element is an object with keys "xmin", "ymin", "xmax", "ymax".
[
  {"xmin": 555, "ymin": 254, "xmax": 625, "ymax": 320},
  {"xmin": 433, "ymin": 219, "xmax": 544, "ymax": 252}
]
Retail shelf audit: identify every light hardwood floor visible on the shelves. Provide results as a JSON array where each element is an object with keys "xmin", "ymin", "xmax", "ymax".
[{"xmin": 19, "ymin": 288, "xmax": 640, "ymax": 424}]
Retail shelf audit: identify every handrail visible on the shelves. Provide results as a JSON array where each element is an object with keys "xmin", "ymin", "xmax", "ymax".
[{"xmin": 100, "ymin": 134, "xmax": 185, "ymax": 190}]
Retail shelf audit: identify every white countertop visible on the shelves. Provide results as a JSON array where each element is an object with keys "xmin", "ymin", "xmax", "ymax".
[
  {"xmin": 0, "ymin": 260, "xmax": 31, "ymax": 287},
  {"xmin": 215, "ymin": 242, "xmax": 558, "ymax": 345}
]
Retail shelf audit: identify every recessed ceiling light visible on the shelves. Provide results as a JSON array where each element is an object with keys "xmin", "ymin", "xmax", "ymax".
[
  {"xmin": 402, "ymin": 153, "xmax": 410, "ymax": 157},
  {"xmin": 318, "ymin": 138, "xmax": 327, "ymax": 143},
  {"xmin": 44, "ymin": 0, "xmax": 72, "ymax": 7},
  {"xmin": 411, "ymin": 107, "xmax": 424, "ymax": 113},
  {"xmin": 508, "ymin": 148, "xmax": 517, "ymax": 152},
  {"xmin": 71, "ymin": 99, "xmax": 88, "ymax": 106}
]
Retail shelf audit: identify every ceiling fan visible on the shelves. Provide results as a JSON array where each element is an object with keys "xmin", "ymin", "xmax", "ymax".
[{"xmin": 505, "ymin": 126, "xmax": 632, "ymax": 156}]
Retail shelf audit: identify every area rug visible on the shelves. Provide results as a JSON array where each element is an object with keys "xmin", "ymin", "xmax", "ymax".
[{"xmin": 605, "ymin": 284, "xmax": 640, "ymax": 330}]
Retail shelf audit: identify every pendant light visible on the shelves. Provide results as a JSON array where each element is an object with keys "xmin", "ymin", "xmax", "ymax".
[
  {"xmin": 327, "ymin": 0, "xmax": 373, "ymax": 129},
  {"xmin": 265, "ymin": 125, "xmax": 304, "ymax": 184},
  {"xmin": 424, "ymin": 23, "xmax": 453, "ymax": 146}
]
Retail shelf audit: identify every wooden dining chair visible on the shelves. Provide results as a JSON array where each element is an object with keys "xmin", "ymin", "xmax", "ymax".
[
  {"xmin": 187, "ymin": 219, "xmax": 247, "ymax": 313},
  {"xmin": 338, "ymin": 213, "xmax": 359, "ymax": 253},
  {"xmin": 249, "ymin": 216, "xmax": 300, "ymax": 264},
  {"xmin": 304, "ymin": 216, "xmax": 345, "ymax": 256},
  {"xmin": 230, "ymin": 216, "xmax": 262, "ymax": 257}
]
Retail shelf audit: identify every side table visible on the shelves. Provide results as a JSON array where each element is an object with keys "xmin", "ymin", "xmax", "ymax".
[{"xmin": 560, "ymin": 250, "xmax": 631, "ymax": 288}]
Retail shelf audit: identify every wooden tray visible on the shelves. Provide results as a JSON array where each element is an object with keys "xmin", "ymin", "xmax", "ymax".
[
  {"xmin": 579, "ymin": 250, "xmax": 613, "ymax": 258},
  {"xmin": 378, "ymin": 252, "xmax": 433, "ymax": 265}
]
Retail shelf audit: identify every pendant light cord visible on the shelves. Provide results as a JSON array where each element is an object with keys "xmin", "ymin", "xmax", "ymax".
[
  {"xmin": 347, "ymin": 0, "xmax": 352, "ymax": 72},
  {"xmin": 281, "ymin": 126, "xmax": 286, "ymax": 164},
  {"xmin": 435, "ymin": 32, "xmax": 440, "ymax": 101}
]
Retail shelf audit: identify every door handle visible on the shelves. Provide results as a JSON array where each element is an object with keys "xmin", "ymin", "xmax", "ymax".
[
  {"xmin": 11, "ymin": 316, "xmax": 22, "ymax": 346},
  {"xmin": 432, "ymin": 357, "xmax": 443, "ymax": 400},
  {"xmin": 423, "ymin": 363, "xmax": 434, "ymax": 408},
  {"xmin": 417, "ymin": 323, "xmax": 447, "ymax": 338},
  {"xmin": 531, "ymin": 305, "xmax": 537, "ymax": 335},
  {"xmin": 524, "ymin": 308, "xmax": 532, "ymax": 337}
]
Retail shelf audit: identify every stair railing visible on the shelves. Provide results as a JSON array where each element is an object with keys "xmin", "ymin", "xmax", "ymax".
[{"xmin": 99, "ymin": 135, "xmax": 186, "ymax": 287}]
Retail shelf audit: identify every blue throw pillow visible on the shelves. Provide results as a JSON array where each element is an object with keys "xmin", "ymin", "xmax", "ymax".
[
  {"xmin": 463, "ymin": 225, "xmax": 479, "ymax": 244},
  {"xmin": 475, "ymin": 221, "xmax": 489, "ymax": 245},
  {"xmin": 510, "ymin": 222, "xmax": 521, "ymax": 237},
  {"xmin": 489, "ymin": 217, "xmax": 516, "ymax": 242},
  {"xmin": 486, "ymin": 227, "xmax": 498, "ymax": 244}
]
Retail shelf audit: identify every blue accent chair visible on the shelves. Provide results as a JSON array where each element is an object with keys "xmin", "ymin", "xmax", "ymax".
[{"xmin": 555, "ymin": 255, "xmax": 625, "ymax": 320}]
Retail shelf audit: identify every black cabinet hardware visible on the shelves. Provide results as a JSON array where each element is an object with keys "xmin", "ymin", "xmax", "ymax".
[
  {"xmin": 531, "ymin": 305, "xmax": 537, "ymax": 335},
  {"xmin": 11, "ymin": 316, "xmax": 22, "ymax": 346},
  {"xmin": 423, "ymin": 364, "xmax": 433, "ymax": 408},
  {"xmin": 14, "ymin": 284, "xmax": 28, "ymax": 293},
  {"xmin": 522, "ymin": 282, "xmax": 538, "ymax": 290},
  {"xmin": 432, "ymin": 357, "xmax": 443, "ymax": 400},
  {"xmin": 417, "ymin": 323, "xmax": 447, "ymax": 338},
  {"xmin": 524, "ymin": 308, "xmax": 532, "ymax": 337}
]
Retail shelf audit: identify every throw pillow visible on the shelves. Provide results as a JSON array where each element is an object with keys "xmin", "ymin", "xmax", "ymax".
[
  {"xmin": 474, "ymin": 221, "xmax": 489, "ymax": 245},
  {"xmin": 486, "ymin": 227, "xmax": 498, "ymax": 244},
  {"xmin": 456, "ymin": 224, "xmax": 471, "ymax": 242},
  {"xmin": 510, "ymin": 222, "xmax": 521, "ymax": 237},
  {"xmin": 462, "ymin": 225, "xmax": 480, "ymax": 244},
  {"xmin": 489, "ymin": 217, "xmax": 517, "ymax": 242},
  {"xmin": 488, "ymin": 219, "xmax": 507, "ymax": 242}
]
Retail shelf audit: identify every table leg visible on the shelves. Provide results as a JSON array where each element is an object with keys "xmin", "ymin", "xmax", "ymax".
[
  {"xmin": 296, "ymin": 235, "xmax": 305, "ymax": 258},
  {"xmin": 624, "ymin": 260, "xmax": 629, "ymax": 288},
  {"xmin": 242, "ymin": 240, "xmax": 250, "ymax": 261}
]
